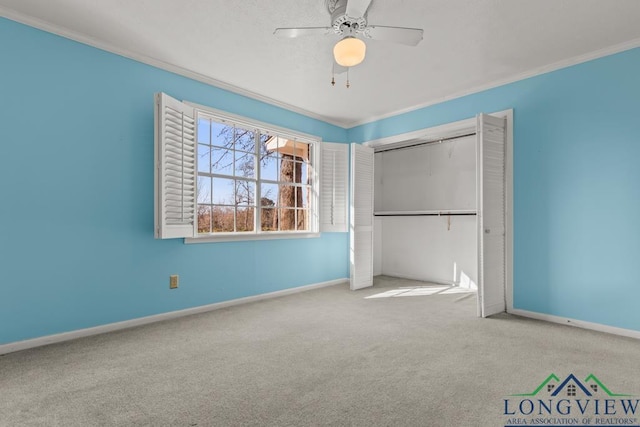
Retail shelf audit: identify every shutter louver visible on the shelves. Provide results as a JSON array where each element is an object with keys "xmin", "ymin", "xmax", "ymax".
[
  {"xmin": 320, "ymin": 142, "xmax": 348, "ymax": 232},
  {"xmin": 154, "ymin": 93, "xmax": 197, "ymax": 239}
]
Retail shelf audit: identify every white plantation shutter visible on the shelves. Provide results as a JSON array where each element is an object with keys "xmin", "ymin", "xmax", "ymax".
[
  {"xmin": 320, "ymin": 142, "xmax": 348, "ymax": 232},
  {"xmin": 477, "ymin": 113, "xmax": 506, "ymax": 317},
  {"xmin": 154, "ymin": 93, "xmax": 197, "ymax": 239},
  {"xmin": 350, "ymin": 143, "xmax": 374, "ymax": 290}
]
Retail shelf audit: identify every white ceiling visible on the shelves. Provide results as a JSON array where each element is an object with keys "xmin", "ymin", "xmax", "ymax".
[{"xmin": 2, "ymin": 0, "xmax": 640, "ymax": 127}]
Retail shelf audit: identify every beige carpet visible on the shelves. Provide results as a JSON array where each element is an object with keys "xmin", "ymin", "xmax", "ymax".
[{"xmin": 1, "ymin": 276, "xmax": 639, "ymax": 426}]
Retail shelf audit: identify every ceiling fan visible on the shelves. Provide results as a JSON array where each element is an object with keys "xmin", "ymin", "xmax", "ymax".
[{"xmin": 274, "ymin": 0, "xmax": 424, "ymax": 70}]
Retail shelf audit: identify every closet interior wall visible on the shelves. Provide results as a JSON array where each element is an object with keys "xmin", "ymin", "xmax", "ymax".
[{"xmin": 373, "ymin": 135, "xmax": 478, "ymax": 287}]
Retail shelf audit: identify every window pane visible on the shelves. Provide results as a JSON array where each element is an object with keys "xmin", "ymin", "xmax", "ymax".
[
  {"xmin": 211, "ymin": 122, "xmax": 233, "ymax": 148},
  {"xmin": 212, "ymin": 205, "xmax": 234, "ymax": 232},
  {"xmin": 211, "ymin": 147, "xmax": 233, "ymax": 176},
  {"xmin": 279, "ymin": 184, "xmax": 302, "ymax": 209},
  {"xmin": 298, "ymin": 186, "xmax": 310, "ymax": 209},
  {"xmin": 258, "ymin": 134, "xmax": 271, "ymax": 159},
  {"xmin": 261, "ymin": 155, "xmax": 278, "ymax": 182},
  {"xmin": 292, "ymin": 140, "xmax": 310, "ymax": 162},
  {"xmin": 197, "ymin": 118, "xmax": 210, "ymax": 144},
  {"xmin": 234, "ymin": 180, "xmax": 255, "ymax": 206},
  {"xmin": 235, "ymin": 151, "xmax": 255, "ymax": 178},
  {"xmin": 265, "ymin": 136, "xmax": 286, "ymax": 158},
  {"xmin": 234, "ymin": 127, "xmax": 255, "ymax": 152},
  {"xmin": 289, "ymin": 160, "xmax": 304, "ymax": 185},
  {"xmin": 261, "ymin": 183, "xmax": 278, "ymax": 207},
  {"xmin": 265, "ymin": 152, "xmax": 282, "ymax": 180},
  {"xmin": 197, "ymin": 205, "xmax": 212, "ymax": 234},
  {"xmin": 236, "ymin": 207, "xmax": 255, "ymax": 232},
  {"xmin": 265, "ymin": 136, "xmax": 282, "ymax": 173},
  {"xmin": 197, "ymin": 176, "xmax": 212, "ymax": 204},
  {"xmin": 197, "ymin": 144, "xmax": 210, "ymax": 173},
  {"xmin": 278, "ymin": 156, "xmax": 296, "ymax": 183},
  {"xmin": 300, "ymin": 162, "xmax": 309, "ymax": 185},
  {"xmin": 213, "ymin": 178, "xmax": 234, "ymax": 205},
  {"xmin": 260, "ymin": 208, "xmax": 275, "ymax": 231},
  {"xmin": 296, "ymin": 209, "xmax": 309, "ymax": 231},
  {"xmin": 266, "ymin": 148, "xmax": 282, "ymax": 161},
  {"xmin": 279, "ymin": 209, "xmax": 296, "ymax": 231}
]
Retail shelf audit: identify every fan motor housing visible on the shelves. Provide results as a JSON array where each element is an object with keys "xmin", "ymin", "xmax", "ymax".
[{"xmin": 328, "ymin": 0, "xmax": 367, "ymax": 35}]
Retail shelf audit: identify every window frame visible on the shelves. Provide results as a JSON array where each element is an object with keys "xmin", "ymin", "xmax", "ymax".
[{"xmin": 185, "ymin": 102, "xmax": 321, "ymax": 243}]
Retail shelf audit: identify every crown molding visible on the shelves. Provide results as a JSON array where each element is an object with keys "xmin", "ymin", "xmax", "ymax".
[
  {"xmin": 345, "ymin": 37, "xmax": 640, "ymax": 129},
  {"xmin": 3, "ymin": 6, "xmax": 639, "ymax": 131},
  {"xmin": 0, "ymin": 6, "xmax": 348, "ymax": 129}
]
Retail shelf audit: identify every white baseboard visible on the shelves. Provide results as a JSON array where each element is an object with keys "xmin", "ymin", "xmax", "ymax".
[
  {"xmin": 508, "ymin": 308, "xmax": 640, "ymax": 340},
  {"xmin": 0, "ymin": 278, "xmax": 348, "ymax": 355}
]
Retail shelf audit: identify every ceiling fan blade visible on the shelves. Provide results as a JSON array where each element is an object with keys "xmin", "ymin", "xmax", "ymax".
[
  {"xmin": 363, "ymin": 25, "xmax": 424, "ymax": 46},
  {"xmin": 274, "ymin": 27, "xmax": 333, "ymax": 38},
  {"xmin": 345, "ymin": 0, "xmax": 373, "ymax": 18}
]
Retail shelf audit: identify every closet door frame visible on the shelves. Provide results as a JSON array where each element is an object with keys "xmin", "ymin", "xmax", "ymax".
[{"xmin": 364, "ymin": 109, "xmax": 514, "ymax": 313}]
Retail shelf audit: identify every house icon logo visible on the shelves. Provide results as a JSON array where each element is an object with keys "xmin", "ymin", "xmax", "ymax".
[
  {"xmin": 511, "ymin": 373, "xmax": 631, "ymax": 398},
  {"xmin": 503, "ymin": 373, "xmax": 639, "ymax": 426}
]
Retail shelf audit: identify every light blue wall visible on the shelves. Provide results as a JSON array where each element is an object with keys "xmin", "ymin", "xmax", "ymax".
[
  {"xmin": 350, "ymin": 48, "xmax": 640, "ymax": 331},
  {"xmin": 0, "ymin": 18, "xmax": 349, "ymax": 344},
  {"xmin": 3, "ymin": 16, "xmax": 639, "ymax": 345}
]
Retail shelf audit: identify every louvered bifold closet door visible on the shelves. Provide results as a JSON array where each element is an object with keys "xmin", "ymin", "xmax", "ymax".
[
  {"xmin": 154, "ymin": 93, "xmax": 197, "ymax": 239},
  {"xmin": 350, "ymin": 143, "xmax": 374, "ymax": 290},
  {"xmin": 476, "ymin": 113, "xmax": 506, "ymax": 317},
  {"xmin": 320, "ymin": 142, "xmax": 349, "ymax": 233}
]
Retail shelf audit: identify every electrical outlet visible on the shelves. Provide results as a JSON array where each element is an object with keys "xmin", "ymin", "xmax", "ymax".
[{"xmin": 169, "ymin": 275, "xmax": 179, "ymax": 289}]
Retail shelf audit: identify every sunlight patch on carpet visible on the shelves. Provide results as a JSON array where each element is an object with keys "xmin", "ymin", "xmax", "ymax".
[{"xmin": 365, "ymin": 285, "xmax": 476, "ymax": 299}]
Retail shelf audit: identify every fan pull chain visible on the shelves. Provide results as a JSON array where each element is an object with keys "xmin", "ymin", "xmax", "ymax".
[
  {"xmin": 331, "ymin": 63, "xmax": 336, "ymax": 86},
  {"xmin": 329, "ymin": 65, "xmax": 354, "ymax": 88}
]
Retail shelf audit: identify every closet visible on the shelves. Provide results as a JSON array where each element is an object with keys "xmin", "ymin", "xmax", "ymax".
[
  {"xmin": 374, "ymin": 133, "xmax": 477, "ymax": 286},
  {"xmin": 362, "ymin": 113, "xmax": 510, "ymax": 317}
]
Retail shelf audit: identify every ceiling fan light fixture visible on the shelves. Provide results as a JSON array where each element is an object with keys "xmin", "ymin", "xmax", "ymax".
[{"xmin": 333, "ymin": 36, "xmax": 366, "ymax": 67}]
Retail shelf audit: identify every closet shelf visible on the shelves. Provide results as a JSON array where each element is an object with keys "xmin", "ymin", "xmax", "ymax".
[{"xmin": 374, "ymin": 210, "xmax": 477, "ymax": 217}]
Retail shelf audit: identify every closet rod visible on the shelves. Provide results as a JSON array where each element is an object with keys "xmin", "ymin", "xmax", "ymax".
[{"xmin": 375, "ymin": 132, "xmax": 476, "ymax": 153}]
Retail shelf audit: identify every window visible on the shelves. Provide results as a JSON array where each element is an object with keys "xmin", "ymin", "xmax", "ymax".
[
  {"xmin": 154, "ymin": 92, "xmax": 347, "ymax": 242},
  {"xmin": 566, "ymin": 384, "xmax": 576, "ymax": 396},
  {"xmin": 547, "ymin": 384, "xmax": 555, "ymax": 392},
  {"xmin": 195, "ymin": 113, "xmax": 316, "ymax": 236}
]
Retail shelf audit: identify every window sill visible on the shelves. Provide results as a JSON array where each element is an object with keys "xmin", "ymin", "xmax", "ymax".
[{"xmin": 184, "ymin": 232, "xmax": 321, "ymax": 244}]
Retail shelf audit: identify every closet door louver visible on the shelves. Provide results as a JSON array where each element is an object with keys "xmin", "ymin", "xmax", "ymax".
[
  {"xmin": 320, "ymin": 142, "xmax": 348, "ymax": 233},
  {"xmin": 154, "ymin": 93, "xmax": 197, "ymax": 239},
  {"xmin": 350, "ymin": 143, "xmax": 374, "ymax": 290}
]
